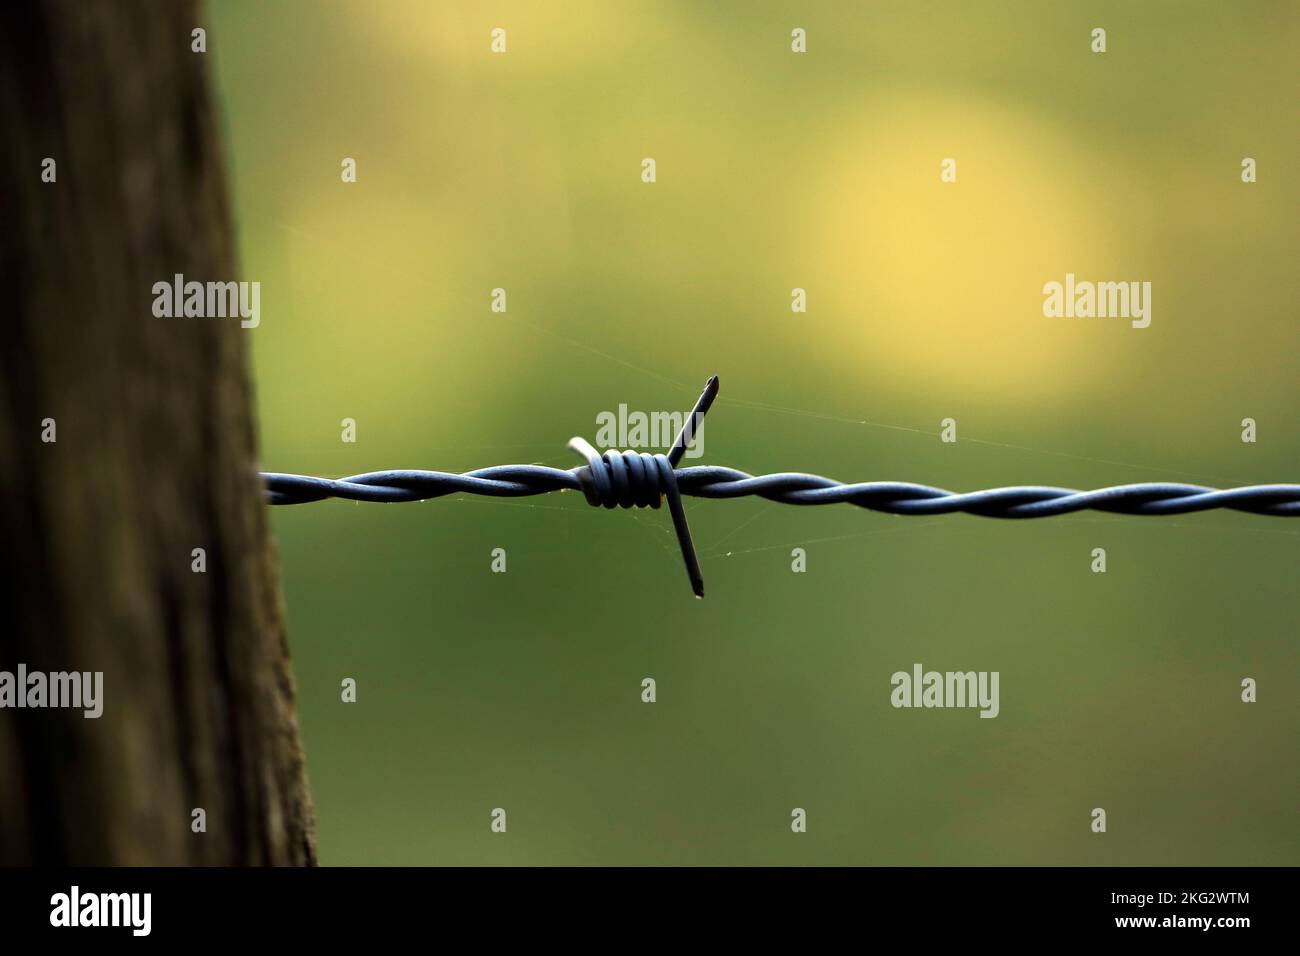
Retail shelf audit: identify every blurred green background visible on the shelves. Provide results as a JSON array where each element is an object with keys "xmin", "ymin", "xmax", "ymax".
[{"xmin": 209, "ymin": 1, "xmax": 1298, "ymax": 864}]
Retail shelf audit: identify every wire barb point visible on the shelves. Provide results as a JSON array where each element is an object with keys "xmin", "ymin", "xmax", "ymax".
[{"xmin": 568, "ymin": 377, "xmax": 717, "ymax": 596}]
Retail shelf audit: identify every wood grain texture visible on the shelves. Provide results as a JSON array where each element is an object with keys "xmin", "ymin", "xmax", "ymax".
[{"xmin": 0, "ymin": 0, "xmax": 315, "ymax": 865}]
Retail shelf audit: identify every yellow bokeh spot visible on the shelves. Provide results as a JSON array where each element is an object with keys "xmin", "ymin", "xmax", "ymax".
[{"xmin": 806, "ymin": 92, "xmax": 1121, "ymax": 399}]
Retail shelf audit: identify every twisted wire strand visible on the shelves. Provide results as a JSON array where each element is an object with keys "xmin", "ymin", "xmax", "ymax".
[
  {"xmin": 261, "ymin": 468, "xmax": 1300, "ymax": 517},
  {"xmin": 259, "ymin": 376, "xmax": 1297, "ymax": 595}
]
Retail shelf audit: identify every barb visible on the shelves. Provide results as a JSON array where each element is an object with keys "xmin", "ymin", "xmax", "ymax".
[{"xmin": 261, "ymin": 376, "xmax": 1300, "ymax": 597}]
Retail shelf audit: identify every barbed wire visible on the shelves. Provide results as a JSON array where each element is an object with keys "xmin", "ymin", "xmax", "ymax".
[{"xmin": 261, "ymin": 376, "xmax": 1300, "ymax": 596}]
